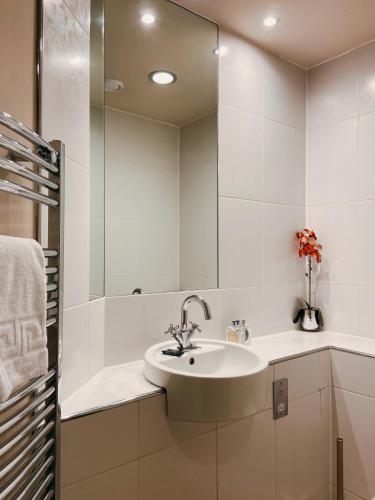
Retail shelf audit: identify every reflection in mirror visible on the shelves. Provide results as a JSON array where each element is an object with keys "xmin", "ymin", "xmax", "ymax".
[{"xmin": 89, "ymin": 0, "xmax": 218, "ymax": 298}]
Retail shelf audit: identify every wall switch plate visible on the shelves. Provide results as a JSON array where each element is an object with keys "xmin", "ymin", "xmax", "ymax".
[{"xmin": 273, "ymin": 378, "xmax": 288, "ymax": 420}]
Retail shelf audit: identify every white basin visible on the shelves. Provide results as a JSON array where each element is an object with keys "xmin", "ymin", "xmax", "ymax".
[{"xmin": 144, "ymin": 339, "xmax": 269, "ymax": 422}]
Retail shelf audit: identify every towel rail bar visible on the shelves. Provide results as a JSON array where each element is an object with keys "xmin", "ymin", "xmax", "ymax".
[
  {"xmin": 0, "ymin": 134, "xmax": 58, "ymax": 174},
  {"xmin": 0, "ymin": 111, "xmax": 58, "ymax": 160},
  {"xmin": 0, "ymin": 387, "xmax": 55, "ymax": 436},
  {"xmin": 42, "ymin": 249, "xmax": 58, "ymax": 258},
  {"xmin": 0, "ymin": 421, "xmax": 54, "ymax": 481},
  {"xmin": 18, "ymin": 470, "xmax": 54, "ymax": 500},
  {"xmin": 28, "ymin": 472, "xmax": 54, "ymax": 500},
  {"xmin": 0, "ymin": 179, "xmax": 58, "ymax": 207},
  {"xmin": 0, "ymin": 109, "xmax": 63, "ymax": 498},
  {"xmin": 0, "ymin": 405, "xmax": 55, "ymax": 459},
  {"xmin": 0, "ymin": 158, "xmax": 58, "ymax": 191},
  {"xmin": 0, "ymin": 440, "xmax": 54, "ymax": 500},
  {"xmin": 0, "ymin": 371, "xmax": 55, "ymax": 413}
]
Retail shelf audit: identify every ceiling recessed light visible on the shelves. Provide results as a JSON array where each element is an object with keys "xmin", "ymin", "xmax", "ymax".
[
  {"xmin": 149, "ymin": 70, "xmax": 177, "ymax": 85},
  {"xmin": 104, "ymin": 78, "xmax": 124, "ymax": 92},
  {"xmin": 263, "ymin": 16, "xmax": 280, "ymax": 27},
  {"xmin": 141, "ymin": 12, "xmax": 156, "ymax": 24},
  {"xmin": 213, "ymin": 46, "xmax": 228, "ymax": 56}
]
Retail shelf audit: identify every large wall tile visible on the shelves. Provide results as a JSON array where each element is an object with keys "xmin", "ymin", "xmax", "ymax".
[
  {"xmin": 63, "ymin": 0, "xmax": 90, "ymax": 36},
  {"xmin": 274, "ymin": 353, "xmax": 320, "ymax": 400},
  {"xmin": 358, "ymin": 40, "xmax": 375, "ymax": 115},
  {"xmin": 61, "ymin": 402, "xmax": 138, "ymax": 487},
  {"xmin": 218, "ymin": 409, "xmax": 276, "ymax": 500},
  {"xmin": 262, "ymin": 204, "xmax": 304, "ymax": 286},
  {"xmin": 42, "ymin": 0, "xmax": 89, "ymax": 168},
  {"xmin": 88, "ymin": 297, "xmax": 105, "ymax": 377},
  {"xmin": 61, "ymin": 461, "xmax": 138, "ymax": 500},
  {"xmin": 219, "ymin": 197, "xmax": 263, "ymax": 288},
  {"xmin": 308, "ymin": 119, "xmax": 358, "ymax": 206},
  {"xmin": 139, "ymin": 394, "xmax": 215, "ymax": 457},
  {"xmin": 358, "ymin": 112, "xmax": 375, "ymax": 200},
  {"xmin": 316, "ymin": 285, "xmax": 358, "ymax": 335},
  {"xmin": 64, "ymin": 158, "xmax": 90, "ymax": 308},
  {"xmin": 358, "ymin": 200, "xmax": 375, "ymax": 286},
  {"xmin": 263, "ymin": 120, "xmax": 305, "ymax": 206},
  {"xmin": 358, "ymin": 287, "xmax": 375, "ymax": 338},
  {"xmin": 276, "ymin": 392, "xmax": 329, "ymax": 499},
  {"xmin": 139, "ymin": 431, "xmax": 217, "ymax": 500},
  {"xmin": 263, "ymin": 51, "xmax": 306, "ymax": 130},
  {"xmin": 262, "ymin": 284, "xmax": 299, "ymax": 335},
  {"xmin": 217, "ymin": 287, "xmax": 263, "ymax": 338},
  {"xmin": 307, "ymin": 203, "xmax": 358, "ymax": 285},
  {"xmin": 61, "ymin": 303, "xmax": 89, "ymax": 401},
  {"xmin": 105, "ymin": 294, "xmax": 165, "ymax": 365},
  {"xmin": 308, "ymin": 52, "xmax": 358, "ymax": 128},
  {"xmin": 332, "ymin": 389, "xmax": 375, "ymax": 499},
  {"xmin": 331, "ymin": 350, "xmax": 375, "ymax": 398},
  {"xmin": 219, "ymin": 31, "xmax": 264, "ymax": 116},
  {"xmin": 219, "ymin": 104, "xmax": 263, "ymax": 201}
]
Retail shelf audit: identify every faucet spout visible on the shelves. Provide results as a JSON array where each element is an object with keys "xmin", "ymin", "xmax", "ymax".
[{"xmin": 181, "ymin": 294, "xmax": 212, "ymax": 331}]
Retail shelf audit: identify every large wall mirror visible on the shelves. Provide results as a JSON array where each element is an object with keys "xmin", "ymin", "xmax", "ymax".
[{"xmin": 90, "ymin": 0, "xmax": 219, "ymax": 298}]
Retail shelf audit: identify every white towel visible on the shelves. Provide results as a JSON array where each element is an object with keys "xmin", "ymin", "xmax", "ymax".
[{"xmin": 0, "ymin": 235, "xmax": 48, "ymax": 403}]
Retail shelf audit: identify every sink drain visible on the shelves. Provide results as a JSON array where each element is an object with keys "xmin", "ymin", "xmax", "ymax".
[{"xmin": 189, "ymin": 357, "xmax": 195, "ymax": 365}]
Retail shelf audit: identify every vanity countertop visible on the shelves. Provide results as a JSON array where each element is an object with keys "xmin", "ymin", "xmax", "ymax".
[{"xmin": 61, "ymin": 330, "xmax": 375, "ymax": 420}]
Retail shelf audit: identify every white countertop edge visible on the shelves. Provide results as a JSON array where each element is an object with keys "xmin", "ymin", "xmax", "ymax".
[{"xmin": 61, "ymin": 330, "xmax": 375, "ymax": 421}]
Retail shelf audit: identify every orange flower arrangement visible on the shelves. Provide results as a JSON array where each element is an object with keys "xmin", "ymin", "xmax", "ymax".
[{"xmin": 296, "ymin": 229, "xmax": 322, "ymax": 263}]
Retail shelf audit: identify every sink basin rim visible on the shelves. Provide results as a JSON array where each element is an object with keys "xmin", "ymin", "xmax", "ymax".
[{"xmin": 144, "ymin": 338, "xmax": 268, "ymax": 380}]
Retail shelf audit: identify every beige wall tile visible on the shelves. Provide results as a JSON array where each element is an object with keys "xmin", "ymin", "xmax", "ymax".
[
  {"xmin": 61, "ymin": 461, "xmax": 137, "ymax": 500},
  {"xmin": 274, "ymin": 353, "xmax": 321, "ymax": 401},
  {"xmin": 276, "ymin": 392, "xmax": 329, "ymax": 499},
  {"xmin": 139, "ymin": 394, "xmax": 215, "ymax": 457},
  {"xmin": 61, "ymin": 402, "xmax": 138, "ymax": 487},
  {"xmin": 139, "ymin": 431, "xmax": 217, "ymax": 500},
  {"xmin": 320, "ymin": 350, "xmax": 331, "ymax": 389},
  {"xmin": 218, "ymin": 409, "xmax": 276, "ymax": 500},
  {"xmin": 332, "ymin": 388, "xmax": 375, "ymax": 499},
  {"xmin": 331, "ymin": 351, "xmax": 375, "ymax": 398}
]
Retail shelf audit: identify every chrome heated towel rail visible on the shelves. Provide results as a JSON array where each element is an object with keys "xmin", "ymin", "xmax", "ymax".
[{"xmin": 0, "ymin": 110, "xmax": 64, "ymax": 499}]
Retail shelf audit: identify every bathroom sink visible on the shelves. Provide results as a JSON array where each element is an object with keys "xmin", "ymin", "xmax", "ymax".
[{"xmin": 144, "ymin": 339, "xmax": 269, "ymax": 422}]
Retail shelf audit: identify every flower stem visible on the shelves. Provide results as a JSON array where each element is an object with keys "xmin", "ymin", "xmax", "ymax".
[{"xmin": 308, "ymin": 255, "xmax": 312, "ymax": 307}]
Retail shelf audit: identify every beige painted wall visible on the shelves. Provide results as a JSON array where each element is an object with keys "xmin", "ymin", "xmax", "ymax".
[{"xmin": 0, "ymin": 0, "xmax": 37, "ymax": 238}]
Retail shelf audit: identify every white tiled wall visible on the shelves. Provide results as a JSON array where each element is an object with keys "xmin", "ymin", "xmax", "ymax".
[
  {"xmin": 307, "ymin": 40, "xmax": 375, "ymax": 338},
  {"xmin": 42, "ymin": 0, "xmax": 103, "ymax": 400},
  {"xmin": 104, "ymin": 30, "xmax": 307, "ymax": 366}
]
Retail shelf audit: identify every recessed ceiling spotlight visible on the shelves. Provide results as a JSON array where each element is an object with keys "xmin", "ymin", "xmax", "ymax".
[
  {"xmin": 213, "ymin": 46, "xmax": 228, "ymax": 56},
  {"xmin": 149, "ymin": 70, "xmax": 177, "ymax": 85},
  {"xmin": 104, "ymin": 78, "xmax": 124, "ymax": 92},
  {"xmin": 141, "ymin": 12, "xmax": 156, "ymax": 24},
  {"xmin": 263, "ymin": 16, "xmax": 280, "ymax": 27}
]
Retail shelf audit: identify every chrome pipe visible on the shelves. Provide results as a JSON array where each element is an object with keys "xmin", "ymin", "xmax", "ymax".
[
  {"xmin": 0, "ymin": 179, "xmax": 58, "ymax": 207},
  {"xmin": 0, "ymin": 134, "xmax": 58, "ymax": 173},
  {"xmin": 0, "ymin": 370, "xmax": 55, "ymax": 412},
  {"xmin": 0, "ymin": 158, "xmax": 58, "ymax": 190},
  {"xmin": 0, "ymin": 110, "xmax": 58, "ymax": 160},
  {"xmin": 0, "ymin": 440, "xmax": 54, "ymax": 500}
]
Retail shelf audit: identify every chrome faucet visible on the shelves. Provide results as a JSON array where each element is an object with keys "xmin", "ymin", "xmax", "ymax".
[{"xmin": 163, "ymin": 295, "xmax": 212, "ymax": 354}]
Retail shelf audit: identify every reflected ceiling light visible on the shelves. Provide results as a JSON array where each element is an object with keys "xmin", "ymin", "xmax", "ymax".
[
  {"xmin": 149, "ymin": 70, "xmax": 177, "ymax": 85},
  {"xmin": 263, "ymin": 16, "xmax": 280, "ymax": 27},
  {"xmin": 104, "ymin": 78, "xmax": 124, "ymax": 92},
  {"xmin": 141, "ymin": 12, "xmax": 156, "ymax": 24},
  {"xmin": 213, "ymin": 46, "xmax": 228, "ymax": 56}
]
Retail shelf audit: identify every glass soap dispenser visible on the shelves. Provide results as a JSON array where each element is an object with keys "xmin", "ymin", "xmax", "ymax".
[{"xmin": 227, "ymin": 320, "xmax": 251, "ymax": 344}]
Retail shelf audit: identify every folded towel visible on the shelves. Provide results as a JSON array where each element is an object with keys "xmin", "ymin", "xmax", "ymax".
[{"xmin": 0, "ymin": 235, "xmax": 47, "ymax": 403}]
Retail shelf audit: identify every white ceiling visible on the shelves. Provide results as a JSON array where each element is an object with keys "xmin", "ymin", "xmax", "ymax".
[{"xmin": 174, "ymin": 0, "xmax": 375, "ymax": 68}]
